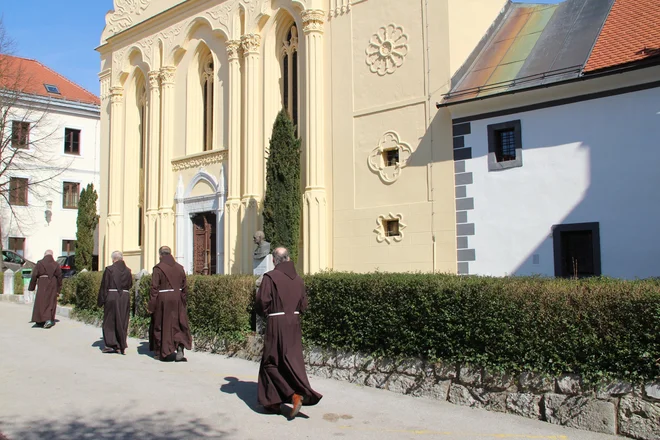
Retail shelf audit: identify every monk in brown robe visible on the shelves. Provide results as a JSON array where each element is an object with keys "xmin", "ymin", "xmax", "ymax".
[
  {"xmin": 97, "ymin": 251, "xmax": 133, "ymax": 354},
  {"xmin": 256, "ymin": 247, "xmax": 322, "ymax": 418},
  {"xmin": 148, "ymin": 246, "xmax": 193, "ymax": 362},
  {"xmin": 28, "ymin": 250, "xmax": 62, "ymax": 329}
]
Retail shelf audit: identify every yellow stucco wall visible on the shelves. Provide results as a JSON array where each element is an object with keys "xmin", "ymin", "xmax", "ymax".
[{"xmin": 98, "ymin": 0, "xmax": 505, "ymax": 274}]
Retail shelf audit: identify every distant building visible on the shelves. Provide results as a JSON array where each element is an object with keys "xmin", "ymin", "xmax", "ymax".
[
  {"xmin": 438, "ymin": 0, "xmax": 660, "ymax": 278},
  {"xmin": 0, "ymin": 55, "xmax": 101, "ymax": 266}
]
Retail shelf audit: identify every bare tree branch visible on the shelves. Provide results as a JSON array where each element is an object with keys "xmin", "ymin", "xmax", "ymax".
[{"xmin": 0, "ymin": 18, "xmax": 74, "ymax": 253}]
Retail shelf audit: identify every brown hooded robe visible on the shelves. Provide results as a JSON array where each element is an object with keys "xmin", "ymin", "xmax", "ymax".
[
  {"xmin": 256, "ymin": 261, "xmax": 322, "ymax": 407},
  {"xmin": 28, "ymin": 254, "xmax": 62, "ymax": 324},
  {"xmin": 148, "ymin": 255, "xmax": 193, "ymax": 358},
  {"xmin": 97, "ymin": 260, "xmax": 133, "ymax": 351}
]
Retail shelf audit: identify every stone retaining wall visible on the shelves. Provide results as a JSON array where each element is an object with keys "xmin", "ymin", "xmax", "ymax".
[{"xmin": 302, "ymin": 347, "xmax": 659, "ymax": 440}]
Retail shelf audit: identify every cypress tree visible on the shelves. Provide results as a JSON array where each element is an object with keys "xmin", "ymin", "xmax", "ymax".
[
  {"xmin": 263, "ymin": 110, "xmax": 302, "ymax": 263},
  {"xmin": 76, "ymin": 183, "xmax": 99, "ymax": 271}
]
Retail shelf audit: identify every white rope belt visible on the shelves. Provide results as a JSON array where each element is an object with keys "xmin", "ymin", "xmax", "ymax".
[
  {"xmin": 39, "ymin": 275, "xmax": 49, "ymax": 278},
  {"xmin": 159, "ymin": 289, "xmax": 175, "ymax": 292},
  {"xmin": 108, "ymin": 289, "xmax": 130, "ymax": 292},
  {"xmin": 268, "ymin": 311, "xmax": 300, "ymax": 317}
]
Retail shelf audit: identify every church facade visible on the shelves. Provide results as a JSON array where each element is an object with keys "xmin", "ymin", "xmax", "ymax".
[{"xmin": 98, "ymin": 0, "xmax": 507, "ymax": 274}]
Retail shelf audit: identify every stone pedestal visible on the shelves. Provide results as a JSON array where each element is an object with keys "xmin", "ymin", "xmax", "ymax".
[
  {"xmin": 3, "ymin": 269, "xmax": 14, "ymax": 295},
  {"xmin": 253, "ymin": 255, "xmax": 274, "ymax": 334}
]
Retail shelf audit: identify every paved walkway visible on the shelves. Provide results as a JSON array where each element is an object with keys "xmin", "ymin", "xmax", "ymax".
[{"xmin": 0, "ymin": 302, "xmax": 622, "ymax": 440}]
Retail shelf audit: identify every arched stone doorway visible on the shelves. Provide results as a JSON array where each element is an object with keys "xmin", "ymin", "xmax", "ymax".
[{"xmin": 174, "ymin": 167, "xmax": 226, "ymax": 274}]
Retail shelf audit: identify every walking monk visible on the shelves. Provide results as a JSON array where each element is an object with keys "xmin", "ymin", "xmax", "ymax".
[
  {"xmin": 148, "ymin": 246, "xmax": 192, "ymax": 362},
  {"xmin": 28, "ymin": 250, "xmax": 62, "ymax": 329},
  {"xmin": 256, "ymin": 247, "xmax": 322, "ymax": 418},
  {"xmin": 97, "ymin": 251, "xmax": 133, "ymax": 354}
]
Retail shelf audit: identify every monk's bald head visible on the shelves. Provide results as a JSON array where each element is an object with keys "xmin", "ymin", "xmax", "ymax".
[
  {"xmin": 44, "ymin": 250, "xmax": 53, "ymax": 257},
  {"xmin": 159, "ymin": 246, "xmax": 172, "ymax": 257},
  {"xmin": 272, "ymin": 247, "xmax": 289, "ymax": 266}
]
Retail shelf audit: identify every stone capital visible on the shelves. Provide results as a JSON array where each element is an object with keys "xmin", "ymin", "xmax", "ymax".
[
  {"xmin": 110, "ymin": 86, "xmax": 124, "ymax": 103},
  {"xmin": 159, "ymin": 66, "xmax": 176, "ymax": 85},
  {"xmin": 148, "ymin": 71, "xmax": 160, "ymax": 90},
  {"xmin": 226, "ymin": 40, "xmax": 241, "ymax": 61},
  {"xmin": 302, "ymin": 9, "xmax": 325, "ymax": 34},
  {"xmin": 240, "ymin": 34, "xmax": 261, "ymax": 55}
]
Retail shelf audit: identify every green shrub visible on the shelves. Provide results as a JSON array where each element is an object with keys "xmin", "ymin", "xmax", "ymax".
[
  {"xmin": 60, "ymin": 277, "xmax": 77, "ymax": 305},
  {"xmin": 132, "ymin": 274, "xmax": 255, "ymax": 343},
  {"xmin": 72, "ymin": 272, "xmax": 104, "ymax": 320},
  {"xmin": 14, "ymin": 269, "xmax": 24, "ymax": 294},
  {"xmin": 68, "ymin": 269, "xmax": 660, "ymax": 384},
  {"xmin": 302, "ymin": 273, "xmax": 660, "ymax": 384}
]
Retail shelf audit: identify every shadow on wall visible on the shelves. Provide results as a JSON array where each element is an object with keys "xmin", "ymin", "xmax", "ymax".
[
  {"xmin": 0, "ymin": 410, "xmax": 231, "ymax": 440},
  {"xmin": 411, "ymin": 89, "xmax": 660, "ymax": 278},
  {"xmin": 509, "ymin": 90, "xmax": 660, "ymax": 278}
]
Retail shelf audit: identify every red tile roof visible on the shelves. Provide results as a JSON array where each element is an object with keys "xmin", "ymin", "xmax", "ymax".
[
  {"xmin": 584, "ymin": 0, "xmax": 660, "ymax": 73},
  {"xmin": 0, "ymin": 54, "xmax": 100, "ymax": 106}
]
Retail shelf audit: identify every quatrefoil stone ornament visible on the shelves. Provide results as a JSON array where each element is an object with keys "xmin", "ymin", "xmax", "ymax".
[
  {"xmin": 368, "ymin": 131, "xmax": 413, "ymax": 184},
  {"xmin": 365, "ymin": 24, "xmax": 409, "ymax": 76}
]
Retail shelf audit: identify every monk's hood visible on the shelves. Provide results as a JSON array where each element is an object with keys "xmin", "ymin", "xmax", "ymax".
[{"xmin": 275, "ymin": 261, "xmax": 297, "ymax": 280}]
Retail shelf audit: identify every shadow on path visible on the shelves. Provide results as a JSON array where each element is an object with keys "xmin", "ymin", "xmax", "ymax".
[
  {"xmin": 220, "ymin": 376, "xmax": 262, "ymax": 413},
  {"xmin": 219, "ymin": 377, "xmax": 309, "ymax": 420},
  {"xmin": 136, "ymin": 341, "xmax": 153, "ymax": 357},
  {"xmin": 0, "ymin": 410, "xmax": 230, "ymax": 440}
]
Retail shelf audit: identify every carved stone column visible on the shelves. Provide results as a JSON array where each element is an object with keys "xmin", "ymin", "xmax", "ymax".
[
  {"xmin": 159, "ymin": 66, "xmax": 176, "ymax": 251},
  {"xmin": 240, "ymin": 34, "xmax": 262, "ymax": 273},
  {"xmin": 224, "ymin": 40, "xmax": 242, "ymax": 274},
  {"xmin": 302, "ymin": 10, "xmax": 328, "ymax": 274},
  {"xmin": 144, "ymin": 71, "xmax": 161, "ymax": 270},
  {"xmin": 107, "ymin": 86, "xmax": 125, "ymax": 265}
]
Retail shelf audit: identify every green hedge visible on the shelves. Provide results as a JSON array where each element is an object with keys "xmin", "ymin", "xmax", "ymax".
[
  {"xmin": 133, "ymin": 274, "xmax": 255, "ymax": 344},
  {"xmin": 302, "ymin": 273, "xmax": 660, "ymax": 384},
  {"xmin": 66, "ymin": 270, "xmax": 660, "ymax": 384}
]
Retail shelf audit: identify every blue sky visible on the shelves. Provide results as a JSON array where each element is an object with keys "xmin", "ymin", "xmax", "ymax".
[
  {"xmin": 0, "ymin": 0, "xmax": 559, "ymax": 97},
  {"xmin": 1, "ymin": 1, "xmax": 113, "ymax": 95}
]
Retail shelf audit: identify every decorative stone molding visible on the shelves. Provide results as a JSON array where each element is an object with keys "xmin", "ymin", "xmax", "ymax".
[
  {"xmin": 207, "ymin": 2, "xmax": 231, "ymax": 22},
  {"xmin": 329, "ymin": 0, "xmax": 351, "ymax": 18},
  {"xmin": 302, "ymin": 9, "xmax": 325, "ymax": 34},
  {"xmin": 105, "ymin": 0, "xmax": 151, "ymax": 37},
  {"xmin": 373, "ymin": 212, "xmax": 407, "ymax": 244},
  {"xmin": 240, "ymin": 34, "xmax": 262, "ymax": 54},
  {"xmin": 147, "ymin": 70, "xmax": 160, "ymax": 90},
  {"xmin": 99, "ymin": 70, "xmax": 112, "ymax": 100},
  {"xmin": 159, "ymin": 66, "xmax": 176, "ymax": 85},
  {"xmin": 365, "ymin": 24, "xmax": 409, "ymax": 76},
  {"xmin": 367, "ymin": 131, "xmax": 413, "ymax": 184},
  {"xmin": 226, "ymin": 40, "xmax": 241, "ymax": 61},
  {"xmin": 109, "ymin": 86, "xmax": 124, "ymax": 103},
  {"xmin": 171, "ymin": 150, "xmax": 226, "ymax": 172}
]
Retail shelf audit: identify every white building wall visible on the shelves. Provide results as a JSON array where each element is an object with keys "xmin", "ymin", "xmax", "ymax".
[
  {"xmin": 2, "ymin": 100, "xmax": 101, "ymax": 264},
  {"xmin": 458, "ymin": 86, "xmax": 660, "ymax": 279}
]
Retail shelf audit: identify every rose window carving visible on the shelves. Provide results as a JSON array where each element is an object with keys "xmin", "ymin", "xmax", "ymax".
[{"xmin": 365, "ymin": 24, "xmax": 409, "ymax": 76}]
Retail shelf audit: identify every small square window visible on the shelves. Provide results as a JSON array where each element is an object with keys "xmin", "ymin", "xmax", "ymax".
[
  {"xmin": 11, "ymin": 121, "xmax": 30, "ymax": 149},
  {"xmin": 382, "ymin": 148, "xmax": 399, "ymax": 167},
  {"xmin": 64, "ymin": 128, "xmax": 81, "ymax": 155},
  {"xmin": 384, "ymin": 219, "xmax": 400, "ymax": 237},
  {"xmin": 62, "ymin": 240, "xmax": 76, "ymax": 256},
  {"xmin": 8, "ymin": 237, "xmax": 25, "ymax": 257},
  {"xmin": 9, "ymin": 177, "xmax": 28, "ymax": 206},
  {"xmin": 495, "ymin": 128, "xmax": 516, "ymax": 162},
  {"xmin": 63, "ymin": 182, "xmax": 80, "ymax": 209},
  {"xmin": 44, "ymin": 84, "xmax": 61, "ymax": 94},
  {"xmin": 487, "ymin": 120, "xmax": 522, "ymax": 171}
]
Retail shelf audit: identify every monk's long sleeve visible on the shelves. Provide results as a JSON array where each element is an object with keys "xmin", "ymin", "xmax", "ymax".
[{"xmin": 255, "ymin": 276, "xmax": 274, "ymax": 317}]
